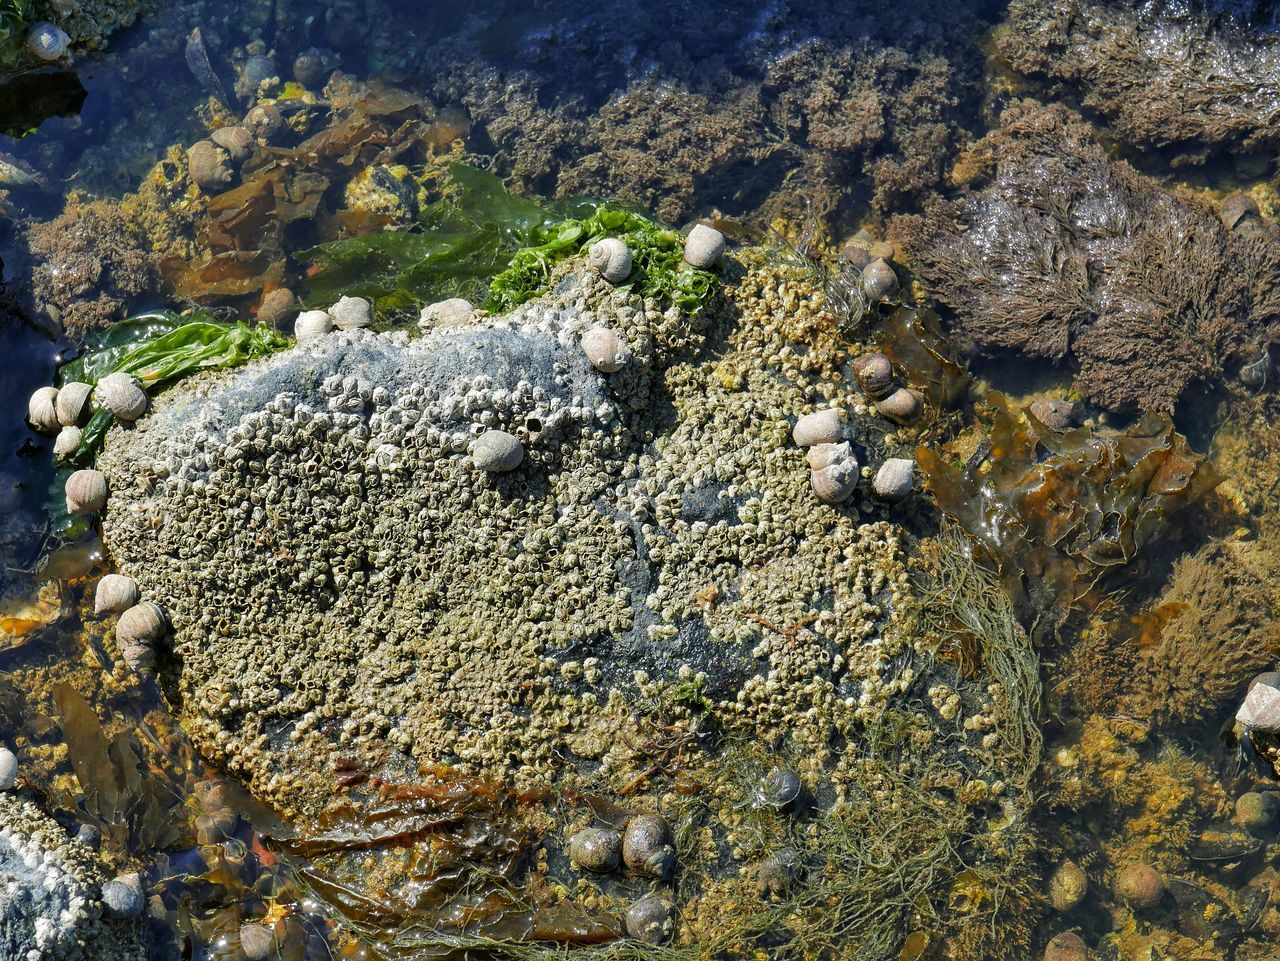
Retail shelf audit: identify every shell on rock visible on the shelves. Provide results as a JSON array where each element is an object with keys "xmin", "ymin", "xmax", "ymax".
[
  {"xmin": 244, "ymin": 103, "xmax": 284, "ymax": 142},
  {"xmin": 1048, "ymin": 858, "xmax": 1088, "ymax": 912},
  {"xmin": 567, "ymin": 827, "xmax": 622, "ymax": 872},
  {"xmin": 295, "ymin": 309, "xmax": 334, "ymax": 343},
  {"xmin": 331, "ymin": 295, "xmax": 373, "ymax": 330},
  {"xmin": 56, "ymin": 381, "xmax": 93, "ymax": 426},
  {"xmin": 53, "ymin": 426, "xmax": 82, "ymax": 459},
  {"xmin": 96, "ymin": 372, "xmax": 148, "ymax": 421},
  {"xmin": 210, "ymin": 125, "xmax": 254, "ymax": 163},
  {"xmin": 1115, "ymin": 862, "xmax": 1163, "ymax": 910},
  {"xmin": 862, "ymin": 258, "xmax": 899, "ymax": 300},
  {"xmin": 622, "ymin": 813, "xmax": 675, "ymax": 878},
  {"xmin": 65, "ymin": 469, "xmax": 107, "ymax": 515},
  {"xmin": 872, "ymin": 458, "xmax": 914, "ymax": 503},
  {"xmin": 187, "ymin": 140, "xmax": 234, "ymax": 193},
  {"xmin": 1043, "ymin": 932, "xmax": 1088, "ymax": 961},
  {"xmin": 1236, "ymin": 791, "xmax": 1279, "ymax": 834},
  {"xmin": 683, "ymin": 223, "xmax": 726, "ymax": 270},
  {"xmin": 875, "ymin": 387, "xmax": 922, "ymax": 425},
  {"xmin": 27, "ymin": 386, "xmax": 60, "ymax": 433},
  {"xmin": 0, "ymin": 747, "xmax": 16, "ymax": 790},
  {"xmin": 624, "ymin": 893, "xmax": 674, "ymax": 944},
  {"xmin": 852, "ymin": 353, "xmax": 895, "ymax": 400},
  {"xmin": 293, "ymin": 47, "xmax": 334, "ymax": 87},
  {"xmin": 580, "ymin": 326, "xmax": 631, "ymax": 373},
  {"xmin": 755, "ymin": 848, "xmax": 801, "ymax": 898},
  {"xmin": 1221, "ymin": 192, "xmax": 1261, "ymax": 232},
  {"xmin": 1236, "ymin": 674, "xmax": 1280, "ymax": 733},
  {"xmin": 471, "ymin": 430, "xmax": 524, "ymax": 472},
  {"xmin": 116, "ymin": 601, "xmax": 168, "ymax": 649},
  {"xmin": 757, "ymin": 767, "xmax": 802, "ymax": 809},
  {"xmin": 1029, "ymin": 398, "xmax": 1079, "ymax": 431},
  {"xmin": 792, "ymin": 408, "xmax": 842, "ymax": 447},
  {"xmin": 27, "ymin": 22, "xmax": 70, "ymax": 61},
  {"xmin": 121, "ymin": 641, "xmax": 156, "ymax": 673},
  {"xmin": 258, "ymin": 287, "xmax": 295, "ymax": 326},
  {"xmin": 418, "ymin": 298, "xmax": 475, "ymax": 329},
  {"xmin": 95, "ymin": 574, "xmax": 140, "ymax": 615},
  {"xmin": 588, "ymin": 237, "xmax": 632, "ymax": 284},
  {"xmin": 239, "ymin": 922, "xmax": 277, "ymax": 961},
  {"xmin": 101, "ymin": 873, "xmax": 144, "ymax": 919},
  {"xmin": 807, "ymin": 442, "xmax": 858, "ymax": 505}
]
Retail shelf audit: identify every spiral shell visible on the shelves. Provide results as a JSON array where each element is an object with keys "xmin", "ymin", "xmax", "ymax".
[
  {"xmin": 418, "ymin": 298, "xmax": 476, "ymax": 329},
  {"xmin": 852, "ymin": 353, "xmax": 895, "ymax": 400},
  {"xmin": 65, "ymin": 469, "xmax": 107, "ymax": 515},
  {"xmin": 580, "ymin": 326, "xmax": 631, "ymax": 372},
  {"xmin": 101, "ymin": 873, "xmax": 144, "ymax": 919},
  {"xmin": 96, "ymin": 372, "xmax": 147, "ymax": 421},
  {"xmin": 808, "ymin": 442, "xmax": 858, "ymax": 505},
  {"xmin": 1044, "ymin": 932, "xmax": 1088, "ymax": 961},
  {"xmin": 27, "ymin": 386, "xmax": 60, "ymax": 434},
  {"xmin": 872, "ymin": 458, "xmax": 914, "ymax": 503},
  {"xmin": 244, "ymin": 103, "xmax": 285, "ymax": 142},
  {"xmin": 295, "ymin": 310, "xmax": 334, "ymax": 343},
  {"xmin": 187, "ymin": 140, "xmax": 234, "ymax": 193},
  {"xmin": 116, "ymin": 601, "xmax": 168, "ymax": 649},
  {"xmin": 54, "ymin": 426, "xmax": 83, "ymax": 459},
  {"xmin": 622, "ymin": 813, "xmax": 675, "ymax": 878},
  {"xmin": 588, "ymin": 238, "xmax": 632, "ymax": 284},
  {"xmin": 875, "ymin": 387, "xmax": 922, "ymax": 425},
  {"xmin": 1048, "ymin": 858, "xmax": 1087, "ymax": 912},
  {"xmin": 862, "ymin": 258, "xmax": 899, "ymax": 301},
  {"xmin": 471, "ymin": 430, "xmax": 524, "ymax": 472},
  {"xmin": 1115, "ymin": 862, "xmax": 1163, "ymax": 910},
  {"xmin": 331, "ymin": 295, "xmax": 373, "ymax": 330},
  {"xmin": 757, "ymin": 767, "xmax": 802, "ymax": 809},
  {"xmin": 56, "ymin": 381, "xmax": 93, "ymax": 427},
  {"xmin": 210, "ymin": 125, "xmax": 254, "ymax": 163},
  {"xmin": 568, "ymin": 827, "xmax": 622, "ymax": 872},
  {"xmin": 792, "ymin": 408, "xmax": 842, "ymax": 447},
  {"xmin": 1221, "ymin": 192, "xmax": 1261, "ymax": 232},
  {"xmin": 683, "ymin": 223, "xmax": 726, "ymax": 270},
  {"xmin": 0, "ymin": 747, "xmax": 16, "ymax": 790},
  {"xmin": 95, "ymin": 574, "xmax": 140, "ymax": 615},
  {"xmin": 624, "ymin": 893, "xmax": 674, "ymax": 944},
  {"xmin": 27, "ymin": 22, "xmax": 70, "ymax": 61}
]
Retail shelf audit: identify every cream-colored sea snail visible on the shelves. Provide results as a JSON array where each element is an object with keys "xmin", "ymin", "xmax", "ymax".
[
  {"xmin": 580, "ymin": 326, "xmax": 631, "ymax": 373},
  {"xmin": 683, "ymin": 223, "xmax": 726, "ymax": 270},
  {"xmin": 471, "ymin": 429, "xmax": 524, "ymax": 472},
  {"xmin": 53, "ymin": 426, "xmax": 82, "ymax": 460},
  {"xmin": 27, "ymin": 22, "xmax": 70, "ymax": 62},
  {"xmin": 330, "ymin": 295, "xmax": 373, "ymax": 330},
  {"xmin": 807, "ymin": 442, "xmax": 858, "ymax": 505},
  {"xmin": 622, "ymin": 813, "xmax": 676, "ymax": 878},
  {"xmin": 418, "ymin": 297, "xmax": 476, "ymax": 329},
  {"xmin": 589, "ymin": 237, "xmax": 632, "ymax": 284},
  {"xmin": 94, "ymin": 574, "xmax": 140, "ymax": 615},
  {"xmin": 875, "ymin": 387, "xmax": 922, "ymax": 425},
  {"xmin": 95, "ymin": 372, "xmax": 147, "ymax": 422},
  {"xmin": 56, "ymin": 382, "xmax": 92, "ymax": 427},
  {"xmin": 65, "ymin": 469, "xmax": 107, "ymax": 515},
  {"xmin": 27, "ymin": 386, "xmax": 60, "ymax": 434},
  {"xmin": 294, "ymin": 309, "xmax": 334, "ymax": 343},
  {"xmin": 791, "ymin": 408, "xmax": 842, "ymax": 447}
]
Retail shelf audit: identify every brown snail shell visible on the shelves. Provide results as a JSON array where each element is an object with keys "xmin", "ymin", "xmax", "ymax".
[
  {"xmin": 244, "ymin": 103, "xmax": 284, "ymax": 142},
  {"xmin": 1048, "ymin": 858, "xmax": 1088, "ymax": 912},
  {"xmin": 96, "ymin": 372, "xmax": 147, "ymax": 421},
  {"xmin": 239, "ymin": 922, "xmax": 277, "ymax": 961},
  {"xmin": 791, "ymin": 408, "xmax": 842, "ymax": 447},
  {"xmin": 1115, "ymin": 862, "xmax": 1163, "ymax": 910},
  {"xmin": 1220, "ymin": 192, "xmax": 1261, "ymax": 232},
  {"xmin": 567, "ymin": 827, "xmax": 622, "ymax": 872},
  {"xmin": 210, "ymin": 125, "xmax": 254, "ymax": 164},
  {"xmin": 121, "ymin": 640, "xmax": 156, "ymax": 673},
  {"xmin": 875, "ymin": 387, "xmax": 922, "ymax": 425},
  {"xmin": 580, "ymin": 327, "xmax": 631, "ymax": 373},
  {"xmin": 27, "ymin": 386, "xmax": 60, "ymax": 434},
  {"xmin": 862, "ymin": 258, "xmax": 899, "ymax": 300},
  {"xmin": 622, "ymin": 813, "xmax": 676, "ymax": 878},
  {"xmin": 588, "ymin": 238, "xmax": 632, "ymax": 284},
  {"xmin": 116, "ymin": 601, "xmax": 168, "ymax": 649},
  {"xmin": 187, "ymin": 140, "xmax": 234, "ymax": 193},
  {"xmin": 1043, "ymin": 931, "xmax": 1088, "ymax": 961},
  {"xmin": 624, "ymin": 892, "xmax": 675, "ymax": 944},
  {"xmin": 1029, "ymin": 398, "xmax": 1079, "ymax": 431},
  {"xmin": 53, "ymin": 426, "xmax": 82, "ymax": 460},
  {"xmin": 65, "ymin": 469, "xmax": 107, "ymax": 515},
  {"xmin": 683, "ymin": 223, "xmax": 726, "ymax": 269},
  {"xmin": 95, "ymin": 574, "xmax": 140, "ymax": 615},
  {"xmin": 852, "ymin": 353, "xmax": 895, "ymax": 400},
  {"xmin": 55, "ymin": 382, "xmax": 93, "ymax": 427}
]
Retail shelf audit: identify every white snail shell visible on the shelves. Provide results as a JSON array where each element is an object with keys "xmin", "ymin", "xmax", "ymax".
[
  {"xmin": 96, "ymin": 372, "xmax": 147, "ymax": 421},
  {"xmin": 471, "ymin": 430, "xmax": 524, "ymax": 472},
  {"xmin": 294, "ymin": 310, "xmax": 334, "ymax": 342},
  {"xmin": 0, "ymin": 747, "xmax": 15, "ymax": 790},
  {"xmin": 808, "ymin": 442, "xmax": 858, "ymax": 505},
  {"xmin": 56, "ymin": 381, "xmax": 93, "ymax": 426},
  {"xmin": 116, "ymin": 601, "xmax": 168, "ymax": 649},
  {"xmin": 65, "ymin": 469, "xmax": 108, "ymax": 515},
  {"xmin": 589, "ymin": 238, "xmax": 632, "ymax": 284},
  {"xmin": 418, "ymin": 298, "xmax": 476, "ymax": 329},
  {"xmin": 683, "ymin": 223, "xmax": 726, "ymax": 269},
  {"xmin": 54, "ymin": 426, "xmax": 83, "ymax": 459},
  {"xmin": 27, "ymin": 386, "xmax": 60, "ymax": 434},
  {"xmin": 580, "ymin": 326, "xmax": 631, "ymax": 373},
  {"xmin": 792, "ymin": 408, "xmax": 842, "ymax": 447},
  {"xmin": 872, "ymin": 458, "xmax": 915, "ymax": 503},
  {"xmin": 330, "ymin": 295, "xmax": 373, "ymax": 329},
  {"xmin": 95, "ymin": 574, "xmax": 140, "ymax": 615},
  {"xmin": 1237, "ymin": 679, "xmax": 1280, "ymax": 733},
  {"xmin": 27, "ymin": 22, "xmax": 70, "ymax": 61}
]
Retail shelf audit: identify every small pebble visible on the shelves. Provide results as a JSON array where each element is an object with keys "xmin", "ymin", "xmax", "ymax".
[
  {"xmin": 75, "ymin": 823, "xmax": 102, "ymax": 849},
  {"xmin": 872, "ymin": 458, "xmax": 915, "ymax": 503}
]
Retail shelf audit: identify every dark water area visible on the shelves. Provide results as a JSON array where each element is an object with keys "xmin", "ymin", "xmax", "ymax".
[{"xmin": 2, "ymin": 2, "xmax": 1280, "ymax": 961}]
